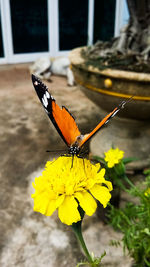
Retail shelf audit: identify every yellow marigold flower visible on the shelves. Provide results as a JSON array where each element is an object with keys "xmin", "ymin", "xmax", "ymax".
[
  {"xmin": 32, "ymin": 156, "xmax": 112, "ymax": 225},
  {"xmin": 145, "ymin": 188, "xmax": 150, "ymax": 197},
  {"xmin": 104, "ymin": 148, "xmax": 124, "ymax": 168}
]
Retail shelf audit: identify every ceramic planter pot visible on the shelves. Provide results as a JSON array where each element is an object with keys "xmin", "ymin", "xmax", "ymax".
[{"xmin": 69, "ymin": 47, "xmax": 150, "ymax": 169}]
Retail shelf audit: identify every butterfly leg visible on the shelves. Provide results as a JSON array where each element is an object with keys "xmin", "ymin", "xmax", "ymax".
[
  {"xmin": 60, "ymin": 153, "xmax": 74, "ymax": 169},
  {"xmin": 82, "ymin": 158, "xmax": 86, "ymax": 174},
  {"xmin": 71, "ymin": 154, "xmax": 74, "ymax": 169}
]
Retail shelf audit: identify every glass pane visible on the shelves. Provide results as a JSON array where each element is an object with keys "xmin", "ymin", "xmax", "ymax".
[
  {"xmin": 10, "ymin": 0, "xmax": 48, "ymax": 54},
  {"xmin": 94, "ymin": 0, "xmax": 116, "ymax": 42},
  {"xmin": 0, "ymin": 11, "xmax": 4, "ymax": 57},
  {"xmin": 59, "ymin": 0, "xmax": 88, "ymax": 50}
]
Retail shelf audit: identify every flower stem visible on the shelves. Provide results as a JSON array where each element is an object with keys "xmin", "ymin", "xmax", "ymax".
[
  {"xmin": 124, "ymin": 175, "xmax": 144, "ymax": 199},
  {"xmin": 71, "ymin": 220, "xmax": 93, "ymax": 264},
  {"xmin": 124, "ymin": 175, "xmax": 135, "ymax": 188}
]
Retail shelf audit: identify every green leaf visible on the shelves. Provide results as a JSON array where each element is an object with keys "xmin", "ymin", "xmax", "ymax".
[
  {"xmin": 91, "ymin": 155, "xmax": 106, "ymax": 164},
  {"xmin": 122, "ymin": 157, "xmax": 138, "ymax": 165},
  {"xmin": 144, "ymin": 169, "xmax": 150, "ymax": 175},
  {"xmin": 142, "ymin": 228, "xmax": 150, "ymax": 236}
]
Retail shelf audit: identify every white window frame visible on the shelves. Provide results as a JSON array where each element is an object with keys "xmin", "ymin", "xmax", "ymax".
[
  {"xmin": 0, "ymin": 0, "xmax": 128, "ymax": 65},
  {"xmin": 0, "ymin": 0, "xmax": 51, "ymax": 64}
]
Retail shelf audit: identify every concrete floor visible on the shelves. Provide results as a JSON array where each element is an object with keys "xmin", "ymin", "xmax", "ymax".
[{"xmin": 0, "ymin": 65, "xmax": 132, "ymax": 266}]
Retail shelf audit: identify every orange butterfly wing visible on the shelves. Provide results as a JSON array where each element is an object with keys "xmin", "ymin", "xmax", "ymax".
[
  {"xmin": 32, "ymin": 74, "xmax": 81, "ymax": 147},
  {"xmin": 79, "ymin": 105, "xmax": 123, "ymax": 148},
  {"xmin": 51, "ymin": 101, "xmax": 81, "ymax": 146}
]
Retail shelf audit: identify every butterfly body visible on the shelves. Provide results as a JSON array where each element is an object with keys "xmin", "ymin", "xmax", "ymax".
[{"xmin": 32, "ymin": 74, "xmax": 130, "ymax": 156}]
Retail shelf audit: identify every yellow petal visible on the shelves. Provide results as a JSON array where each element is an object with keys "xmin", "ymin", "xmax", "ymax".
[
  {"xmin": 45, "ymin": 195, "xmax": 65, "ymax": 216},
  {"xmin": 33, "ymin": 194, "xmax": 54, "ymax": 215},
  {"xmin": 90, "ymin": 184, "xmax": 111, "ymax": 208},
  {"xmin": 55, "ymin": 194, "xmax": 65, "ymax": 208},
  {"xmin": 75, "ymin": 191, "xmax": 97, "ymax": 216},
  {"xmin": 45, "ymin": 199, "xmax": 57, "ymax": 216},
  {"xmin": 104, "ymin": 180, "xmax": 113, "ymax": 191},
  {"xmin": 107, "ymin": 162, "xmax": 114, "ymax": 168},
  {"xmin": 58, "ymin": 196, "xmax": 81, "ymax": 225}
]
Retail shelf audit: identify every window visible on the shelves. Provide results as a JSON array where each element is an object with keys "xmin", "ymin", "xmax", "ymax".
[
  {"xmin": 93, "ymin": 0, "xmax": 116, "ymax": 42},
  {"xmin": 10, "ymin": 0, "xmax": 48, "ymax": 54},
  {"xmin": 58, "ymin": 0, "xmax": 88, "ymax": 50}
]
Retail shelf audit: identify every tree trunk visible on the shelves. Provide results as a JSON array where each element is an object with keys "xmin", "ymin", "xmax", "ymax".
[
  {"xmin": 85, "ymin": 0, "xmax": 150, "ymax": 68},
  {"xmin": 116, "ymin": 0, "xmax": 150, "ymax": 58}
]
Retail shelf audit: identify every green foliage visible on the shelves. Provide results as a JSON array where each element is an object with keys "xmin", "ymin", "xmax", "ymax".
[
  {"xmin": 122, "ymin": 157, "xmax": 138, "ymax": 165},
  {"xmin": 109, "ymin": 169, "xmax": 150, "ymax": 267},
  {"xmin": 76, "ymin": 251, "xmax": 106, "ymax": 267},
  {"xmin": 91, "ymin": 150, "xmax": 150, "ymax": 265},
  {"xmin": 91, "ymin": 153, "xmax": 137, "ymax": 188}
]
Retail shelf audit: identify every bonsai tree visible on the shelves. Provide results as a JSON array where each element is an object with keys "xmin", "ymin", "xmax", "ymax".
[
  {"xmin": 116, "ymin": 0, "xmax": 150, "ymax": 59},
  {"xmin": 85, "ymin": 0, "xmax": 150, "ymax": 73}
]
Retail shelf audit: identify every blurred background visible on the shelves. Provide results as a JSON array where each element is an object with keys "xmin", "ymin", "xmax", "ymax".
[
  {"xmin": 0, "ymin": 0, "xmax": 128, "ymax": 63},
  {"xmin": 0, "ymin": 1, "xmax": 138, "ymax": 267}
]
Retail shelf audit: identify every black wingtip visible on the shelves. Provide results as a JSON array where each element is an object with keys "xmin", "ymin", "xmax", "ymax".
[
  {"xmin": 31, "ymin": 74, "xmax": 49, "ymax": 94},
  {"xmin": 31, "ymin": 74, "xmax": 41, "ymax": 85},
  {"xmin": 31, "ymin": 74, "xmax": 44, "ymax": 89},
  {"xmin": 31, "ymin": 73, "xmax": 36, "ymax": 82},
  {"xmin": 119, "ymin": 95, "xmax": 134, "ymax": 109}
]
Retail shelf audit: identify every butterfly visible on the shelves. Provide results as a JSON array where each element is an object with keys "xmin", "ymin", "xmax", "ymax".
[{"xmin": 32, "ymin": 74, "xmax": 129, "ymax": 156}]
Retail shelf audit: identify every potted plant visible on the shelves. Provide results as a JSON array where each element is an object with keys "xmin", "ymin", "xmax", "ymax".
[{"xmin": 69, "ymin": 0, "xmax": 150, "ymax": 169}]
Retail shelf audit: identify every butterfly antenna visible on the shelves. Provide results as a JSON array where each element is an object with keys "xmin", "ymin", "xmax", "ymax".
[
  {"xmin": 46, "ymin": 149, "xmax": 67, "ymax": 153},
  {"xmin": 110, "ymin": 95, "xmax": 134, "ymax": 119},
  {"xmin": 119, "ymin": 95, "xmax": 134, "ymax": 110}
]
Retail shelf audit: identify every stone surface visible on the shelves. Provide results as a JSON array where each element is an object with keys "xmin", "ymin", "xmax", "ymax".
[
  {"xmin": 0, "ymin": 170, "xmax": 82, "ymax": 267},
  {"xmin": 83, "ymin": 219, "xmax": 132, "ymax": 267},
  {"xmin": 0, "ymin": 64, "xmax": 133, "ymax": 266},
  {"xmin": 90, "ymin": 113, "xmax": 150, "ymax": 170}
]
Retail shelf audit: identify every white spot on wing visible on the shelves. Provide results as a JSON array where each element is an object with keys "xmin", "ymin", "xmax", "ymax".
[
  {"xmin": 45, "ymin": 91, "xmax": 50, "ymax": 99},
  {"xmin": 42, "ymin": 94, "xmax": 48, "ymax": 107},
  {"xmin": 111, "ymin": 110, "xmax": 119, "ymax": 117},
  {"xmin": 42, "ymin": 98, "xmax": 46, "ymax": 107},
  {"xmin": 34, "ymin": 81, "xmax": 38, "ymax": 86},
  {"xmin": 44, "ymin": 94, "xmax": 48, "ymax": 104},
  {"xmin": 105, "ymin": 119, "xmax": 109, "ymax": 124}
]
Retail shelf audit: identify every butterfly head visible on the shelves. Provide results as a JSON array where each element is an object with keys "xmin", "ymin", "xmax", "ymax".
[
  {"xmin": 69, "ymin": 145, "xmax": 80, "ymax": 155},
  {"xmin": 68, "ymin": 134, "xmax": 86, "ymax": 155}
]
